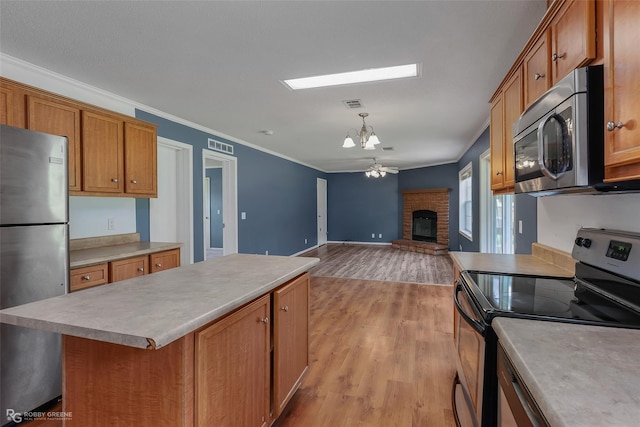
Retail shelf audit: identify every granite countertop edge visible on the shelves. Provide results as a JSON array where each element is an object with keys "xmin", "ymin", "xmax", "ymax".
[
  {"xmin": 70, "ymin": 241, "xmax": 184, "ymax": 268},
  {"xmin": 0, "ymin": 254, "xmax": 319, "ymax": 350}
]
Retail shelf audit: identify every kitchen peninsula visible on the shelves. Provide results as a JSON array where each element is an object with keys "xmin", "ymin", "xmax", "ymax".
[{"xmin": 0, "ymin": 254, "xmax": 319, "ymax": 426}]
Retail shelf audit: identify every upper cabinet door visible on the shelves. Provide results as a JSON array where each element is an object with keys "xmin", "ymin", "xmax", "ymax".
[
  {"xmin": 82, "ymin": 110, "xmax": 124, "ymax": 193},
  {"xmin": 0, "ymin": 85, "xmax": 15, "ymax": 126},
  {"xmin": 124, "ymin": 121, "xmax": 157, "ymax": 196},
  {"xmin": 524, "ymin": 29, "xmax": 551, "ymax": 107},
  {"xmin": 551, "ymin": 0, "xmax": 596, "ymax": 84},
  {"xmin": 502, "ymin": 70, "xmax": 523, "ymax": 188},
  {"xmin": 27, "ymin": 96, "xmax": 82, "ymax": 191},
  {"xmin": 603, "ymin": 0, "xmax": 640, "ymax": 181}
]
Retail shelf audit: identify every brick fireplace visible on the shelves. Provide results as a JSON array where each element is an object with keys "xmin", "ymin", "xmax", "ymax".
[{"xmin": 392, "ymin": 188, "xmax": 449, "ymax": 255}]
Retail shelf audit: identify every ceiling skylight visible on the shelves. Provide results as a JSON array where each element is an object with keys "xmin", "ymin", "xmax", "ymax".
[{"xmin": 282, "ymin": 64, "xmax": 419, "ymax": 90}]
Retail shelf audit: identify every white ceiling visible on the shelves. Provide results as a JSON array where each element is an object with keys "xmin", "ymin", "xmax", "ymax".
[{"xmin": 0, "ymin": 0, "xmax": 547, "ymax": 173}]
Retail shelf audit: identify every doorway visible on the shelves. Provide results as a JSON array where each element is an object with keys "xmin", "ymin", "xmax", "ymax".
[
  {"xmin": 150, "ymin": 137, "xmax": 194, "ymax": 265},
  {"xmin": 202, "ymin": 149, "xmax": 238, "ymax": 258},
  {"xmin": 317, "ymin": 178, "xmax": 327, "ymax": 246},
  {"xmin": 480, "ymin": 149, "xmax": 514, "ymax": 254}
]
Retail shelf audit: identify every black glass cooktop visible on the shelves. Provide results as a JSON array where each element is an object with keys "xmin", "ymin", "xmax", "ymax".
[{"xmin": 464, "ymin": 270, "xmax": 640, "ymax": 327}]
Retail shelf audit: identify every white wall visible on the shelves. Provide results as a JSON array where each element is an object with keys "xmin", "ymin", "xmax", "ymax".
[
  {"xmin": 69, "ymin": 197, "xmax": 137, "ymax": 239},
  {"xmin": 538, "ymin": 193, "xmax": 640, "ymax": 253}
]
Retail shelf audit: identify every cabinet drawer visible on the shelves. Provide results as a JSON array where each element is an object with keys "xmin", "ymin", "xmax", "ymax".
[
  {"xmin": 70, "ymin": 264, "xmax": 108, "ymax": 292},
  {"xmin": 150, "ymin": 249, "xmax": 180, "ymax": 273},
  {"xmin": 109, "ymin": 255, "xmax": 149, "ymax": 283}
]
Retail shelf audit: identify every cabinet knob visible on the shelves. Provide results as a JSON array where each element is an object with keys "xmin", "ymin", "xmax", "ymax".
[
  {"xmin": 552, "ymin": 52, "xmax": 565, "ymax": 61},
  {"xmin": 281, "ymin": 306, "xmax": 289, "ymax": 312},
  {"xmin": 131, "ymin": 180, "xmax": 137, "ymax": 184},
  {"xmin": 534, "ymin": 72, "xmax": 545, "ymax": 80},
  {"xmin": 138, "ymin": 267, "xmax": 144, "ymax": 272},
  {"xmin": 260, "ymin": 317, "xmax": 269, "ymax": 324},
  {"xmin": 496, "ymin": 171, "xmax": 503, "ymax": 176},
  {"xmin": 82, "ymin": 275, "xmax": 91, "ymax": 281},
  {"xmin": 156, "ymin": 263, "xmax": 162, "ymax": 267},
  {"xmin": 607, "ymin": 121, "xmax": 625, "ymax": 131},
  {"xmin": 112, "ymin": 178, "xmax": 119, "ymax": 183}
]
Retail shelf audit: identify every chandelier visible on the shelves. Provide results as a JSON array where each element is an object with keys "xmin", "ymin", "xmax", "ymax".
[{"xmin": 342, "ymin": 112, "xmax": 380, "ymax": 150}]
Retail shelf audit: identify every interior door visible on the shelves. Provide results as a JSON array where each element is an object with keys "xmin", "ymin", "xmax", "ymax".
[{"xmin": 317, "ymin": 178, "xmax": 327, "ymax": 246}]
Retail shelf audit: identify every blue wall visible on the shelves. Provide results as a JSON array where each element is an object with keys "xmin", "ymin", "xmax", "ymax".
[
  {"xmin": 135, "ymin": 110, "xmax": 326, "ymax": 261},
  {"xmin": 205, "ymin": 168, "xmax": 223, "ymax": 248},
  {"xmin": 515, "ymin": 194, "xmax": 537, "ymax": 254},
  {"xmin": 327, "ymin": 172, "xmax": 399, "ymax": 243},
  {"xmin": 456, "ymin": 127, "xmax": 490, "ymax": 252}
]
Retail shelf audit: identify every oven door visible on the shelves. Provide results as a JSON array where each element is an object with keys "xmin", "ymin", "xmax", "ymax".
[{"xmin": 454, "ymin": 281, "xmax": 487, "ymax": 427}]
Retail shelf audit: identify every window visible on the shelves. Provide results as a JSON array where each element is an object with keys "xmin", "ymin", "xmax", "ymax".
[{"xmin": 459, "ymin": 162, "xmax": 473, "ymax": 241}]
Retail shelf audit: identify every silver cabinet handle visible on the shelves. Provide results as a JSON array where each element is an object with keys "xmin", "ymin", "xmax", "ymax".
[
  {"xmin": 131, "ymin": 180, "xmax": 137, "ymax": 184},
  {"xmin": 552, "ymin": 52, "xmax": 565, "ymax": 61},
  {"xmin": 260, "ymin": 317, "xmax": 269, "ymax": 324},
  {"xmin": 607, "ymin": 121, "xmax": 625, "ymax": 131},
  {"xmin": 112, "ymin": 178, "xmax": 119, "ymax": 183},
  {"xmin": 82, "ymin": 275, "xmax": 91, "ymax": 281},
  {"xmin": 534, "ymin": 72, "xmax": 545, "ymax": 80},
  {"xmin": 138, "ymin": 267, "xmax": 144, "ymax": 272},
  {"xmin": 281, "ymin": 306, "xmax": 289, "ymax": 312}
]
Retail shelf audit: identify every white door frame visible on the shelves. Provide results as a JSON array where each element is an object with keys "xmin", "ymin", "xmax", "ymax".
[
  {"xmin": 317, "ymin": 178, "xmax": 327, "ymax": 246},
  {"xmin": 151, "ymin": 137, "xmax": 194, "ymax": 265},
  {"xmin": 204, "ymin": 177, "xmax": 211, "ymax": 250},
  {"xmin": 202, "ymin": 149, "xmax": 238, "ymax": 256}
]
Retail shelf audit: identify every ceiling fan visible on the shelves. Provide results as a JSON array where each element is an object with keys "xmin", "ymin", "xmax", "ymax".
[{"xmin": 365, "ymin": 158, "xmax": 399, "ymax": 178}]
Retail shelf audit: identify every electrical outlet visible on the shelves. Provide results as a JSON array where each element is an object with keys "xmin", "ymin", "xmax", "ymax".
[
  {"xmin": 265, "ymin": 250, "xmax": 269, "ymax": 255},
  {"xmin": 372, "ymin": 233, "xmax": 375, "ymax": 238},
  {"xmin": 379, "ymin": 233, "xmax": 382, "ymax": 238},
  {"xmin": 108, "ymin": 218, "xmax": 115, "ymax": 230},
  {"xmin": 518, "ymin": 220, "xmax": 523, "ymax": 234},
  {"xmin": 305, "ymin": 238, "xmax": 308, "ymax": 244},
  {"xmin": 241, "ymin": 212, "xmax": 246, "ymax": 220}
]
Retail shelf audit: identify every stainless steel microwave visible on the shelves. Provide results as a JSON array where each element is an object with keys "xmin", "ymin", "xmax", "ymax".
[{"xmin": 513, "ymin": 65, "xmax": 604, "ymax": 196}]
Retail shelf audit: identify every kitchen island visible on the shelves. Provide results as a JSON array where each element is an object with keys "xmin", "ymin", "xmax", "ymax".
[{"xmin": 0, "ymin": 253, "xmax": 319, "ymax": 426}]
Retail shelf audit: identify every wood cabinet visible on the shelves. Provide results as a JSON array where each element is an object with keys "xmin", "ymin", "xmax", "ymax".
[
  {"xmin": 0, "ymin": 85, "xmax": 15, "ymax": 126},
  {"xmin": 524, "ymin": 29, "xmax": 551, "ymax": 107},
  {"xmin": 0, "ymin": 77, "xmax": 157, "ymax": 197},
  {"xmin": 150, "ymin": 249, "xmax": 181, "ymax": 273},
  {"xmin": 82, "ymin": 110, "xmax": 124, "ymax": 193},
  {"xmin": 195, "ymin": 294, "xmax": 271, "ymax": 427},
  {"xmin": 124, "ymin": 121, "xmax": 157, "ymax": 196},
  {"xmin": 70, "ymin": 264, "xmax": 109, "ymax": 292},
  {"xmin": 71, "ymin": 248, "xmax": 180, "ymax": 292},
  {"xmin": 490, "ymin": 69, "xmax": 522, "ymax": 192},
  {"xmin": 26, "ymin": 96, "xmax": 82, "ymax": 191},
  {"xmin": 109, "ymin": 255, "xmax": 148, "ymax": 282},
  {"xmin": 550, "ymin": 0, "xmax": 596, "ymax": 84},
  {"xmin": 603, "ymin": 0, "xmax": 640, "ymax": 182},
  {"xmin": 273, "ymin": 273, "xmax": 309, "ymax": 418}
]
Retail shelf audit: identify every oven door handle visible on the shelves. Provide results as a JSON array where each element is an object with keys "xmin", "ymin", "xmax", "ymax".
[{"xmin": 454, "ymin": 282, "xmax": 486, "ymax": 336}]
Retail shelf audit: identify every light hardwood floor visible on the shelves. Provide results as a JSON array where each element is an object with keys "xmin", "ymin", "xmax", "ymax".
[
  {"xmin": 301, "ymin": 243, "xmax": 454, "ymax": 285},
  {"xmin": 275, "ymin": 275, "xmax": 456, "ymax": 427}
]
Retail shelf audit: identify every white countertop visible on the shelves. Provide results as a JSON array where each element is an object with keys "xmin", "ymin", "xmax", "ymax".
[
  {"xmin": 70, "ymin": 241, "xmax": 183, "ymax": 268},
  {"xmin": 494, "ymin": 317, "xmax": 640, "ymax": 427},
  {"xmin": 0, "ymin": 254, "xmax": 319, "ymax": 350}
]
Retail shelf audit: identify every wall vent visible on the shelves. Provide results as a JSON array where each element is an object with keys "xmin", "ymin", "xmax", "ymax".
[
  {"xmin": 208, "ymin": 138, "xmax": 234, "ymax": 155},
  {"xmin": 342, "ymin": 99, "xmax": 364, "ymax": 109}
]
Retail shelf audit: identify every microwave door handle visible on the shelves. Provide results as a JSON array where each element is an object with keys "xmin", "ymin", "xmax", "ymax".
[
  {"xmin": 537, "ymin": 112, "xmax": 560, "ymax": 180},
  {"xmin": 454, "ymin": 282, "xmax": 486, "ymax": 336}
]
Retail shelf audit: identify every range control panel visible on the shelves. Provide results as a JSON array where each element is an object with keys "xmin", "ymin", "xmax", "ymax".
[{"xmin": 573, "ymin": 228, "xmax": 640, "ymax": 281}]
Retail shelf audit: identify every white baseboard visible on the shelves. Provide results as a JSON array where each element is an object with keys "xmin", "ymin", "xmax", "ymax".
[
  {"xmin": 327, "ymin": 241, "xmax": 392, "ymax": 246},
  {"xmin": 290, "ymin": 244, "xmax": 319, "ymax": 257}
]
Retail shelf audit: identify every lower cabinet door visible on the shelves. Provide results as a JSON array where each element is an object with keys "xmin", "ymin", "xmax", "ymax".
[
  {"xmin": 109, "ymin": 255, "xmax": 148, "ymax": 283},
  {"xmin": 273, "ymin": 273, "xmax": 310, "ymax": 417},
  {"xmin": 150, "ymin": 248, "xmax": 180, "ymax": 273},
  {"xmin": 195, "ymin": 294, "xmax": 270, "ymax": 427}
]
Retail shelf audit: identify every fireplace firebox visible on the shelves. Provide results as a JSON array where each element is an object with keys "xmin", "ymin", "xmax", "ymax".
[{"xmin": 412, "ymin": 210, "xmax": 437, "ymax": 242}]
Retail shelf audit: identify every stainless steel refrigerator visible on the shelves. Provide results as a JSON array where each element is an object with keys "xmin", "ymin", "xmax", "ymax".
[{"xmin": 0, "ymin": 125, "xmax": 69, "ymax": 420}]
